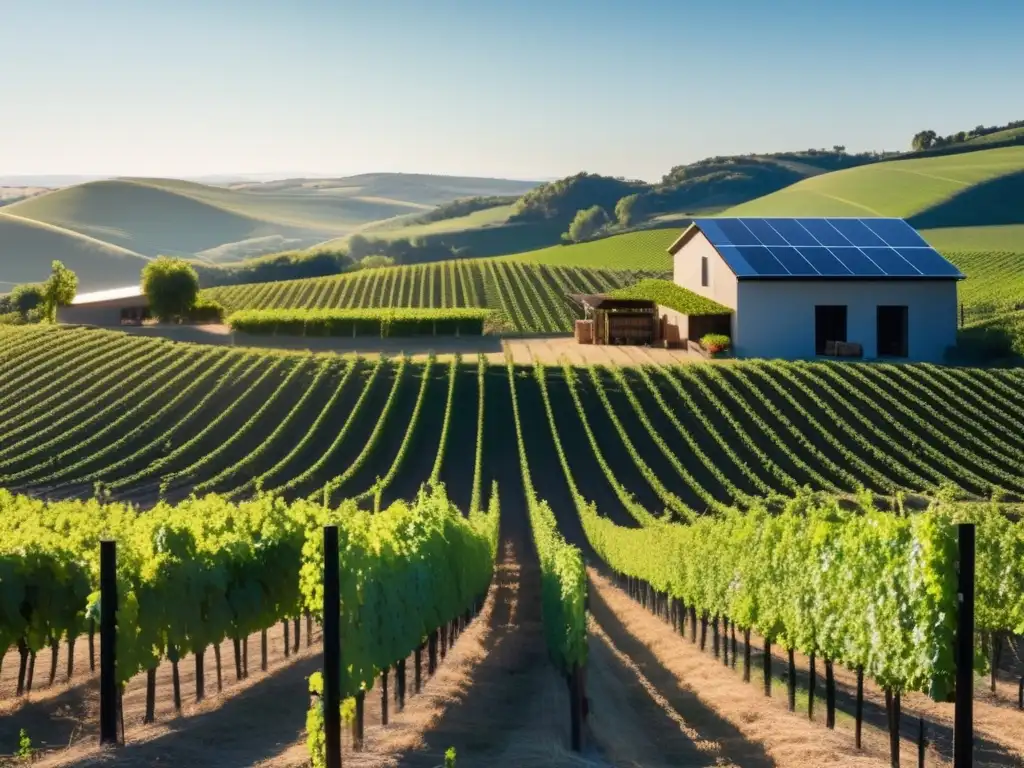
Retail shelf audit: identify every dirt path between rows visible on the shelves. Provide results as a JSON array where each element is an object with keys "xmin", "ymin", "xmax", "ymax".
[
  {"xmin": 587, "ymin": 567, "xmax": 884, "ymax": 768},
  {"xmin": 729, "ymin": 617, "xmax": 1024, "ymax": 766}
]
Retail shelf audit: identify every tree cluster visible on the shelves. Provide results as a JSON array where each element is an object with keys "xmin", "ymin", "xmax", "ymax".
[
  {"xmin": 1, "ymin": 261, "xmax": 78, "ymax": 323},
  {"xmin": 562, "ymin": 206, "xmax": 610, "ymax": 243},
  {"xmin": 509, "ymin": 172, "xmax": 646, "ymax": 226},
  {"xmin": 194, "ymin": 250, "xmax": 350, "ymax": 288},
  {"xmin": 346, "ymin": 234, "xmax": 461, "ymax": 265},
  {"xmin": 911, "ymin": 118, "xmax": 1024, "ymax": 151}
]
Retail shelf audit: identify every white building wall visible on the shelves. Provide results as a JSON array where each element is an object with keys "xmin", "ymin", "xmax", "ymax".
[
  {"xmin": 734, "ymin": 279, "xmax": 958, "ymax": 362},
  {"xmin": 673, "ymin": 231, "xmax": 738, "ymax": 310},
  {"xmin": 673, "ymin": 231, "xmax": 738, "ymax": 341},
  {"xmin": 658, "ymin": 305, "xmax": 688, "ymax": 341}
]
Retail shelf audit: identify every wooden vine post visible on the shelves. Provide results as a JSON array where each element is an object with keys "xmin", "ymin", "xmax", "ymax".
[
  {"xmin": 569, "ymin": 663, "xmax": 586, "ymax": 752},
  {"xmin": 323, "ymin": 525, "xmax": 342, "ymax": 768},
  {"xmin": 99, "ymin": 540, "xmax": 119, "ymax": 746},
  {"xmin": 953, "ymin": 522, "xmax": 974, "ymax": 768}
]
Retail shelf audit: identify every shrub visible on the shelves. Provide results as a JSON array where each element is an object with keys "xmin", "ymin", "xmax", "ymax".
[
  {"xmin": 700, "ymin": 333, "xmax": 731, "ymax": 353},
  {"xmin": 185, "ymin": 298, "xmax": 225, "ymax": 324},
  {"xmin": 357, "ymin": 254, "xmax": 395, "ymax": 270},
  {"xmin": 952, "ymin": 310, "xmax": 1024, "ymax": 362},
  {"xmin": 227, "ymin": 308, "xmax": 492, "ymax": 338}
]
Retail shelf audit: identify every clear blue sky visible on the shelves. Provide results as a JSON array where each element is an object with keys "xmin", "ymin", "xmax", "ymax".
[{"xmin": 2, "ymin": 0, "xmax": 1022, "ymax": 182}]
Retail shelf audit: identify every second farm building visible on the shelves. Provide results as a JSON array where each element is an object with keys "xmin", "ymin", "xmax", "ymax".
[{"xmin": 668, "ymin": 217, "xmax": 963, "ymax": 362}]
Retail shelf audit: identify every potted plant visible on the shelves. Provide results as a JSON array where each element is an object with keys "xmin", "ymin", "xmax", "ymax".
[{"xmin": 700, "ymin": 333, "xmax": 731, "ymax": 358}]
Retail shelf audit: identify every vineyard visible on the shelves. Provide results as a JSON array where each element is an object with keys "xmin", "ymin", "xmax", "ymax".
[
  {"xmin": 202, "ymin": 260, "xmax": 660, "ymax": 334},
  {"xmin": 5, "ymin": 326, "xmax": 1024, "ymax": 508},
  {"xmin": 3, "ymin": 324, "xmax": 1024, "ymax": 765}
]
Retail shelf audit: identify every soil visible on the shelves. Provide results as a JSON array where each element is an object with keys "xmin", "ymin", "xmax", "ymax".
[{"xmin": 585, "ymin": 568, "xmax": 883, "ymax": 768}]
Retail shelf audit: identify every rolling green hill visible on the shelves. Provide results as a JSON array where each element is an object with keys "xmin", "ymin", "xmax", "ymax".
[
  {"xmin": 967, "ymin": 126, "xmax": 1024, "ymax": 146},
  {"xmin": 497, "ymin": 229, "xmax": 677, "ymax": 272},
  {"xmin": 0, "ymin": 212, "xmax": 149, "ymax": 290},
  {"xmin": 1, "ymin": 174, "xmax": 542, "ymax": 290},
  {"xmin": 723, "ymin": 146, "xmax": 1024, "ymax": 252},
  {"xmin": 320, "ymin": 203, "xmax": 517, "ymax": 248}
]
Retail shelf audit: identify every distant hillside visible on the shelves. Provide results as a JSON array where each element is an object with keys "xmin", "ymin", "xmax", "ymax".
[
  {"xmin": 0, "ymin": 212, "xmax": 149, "ymax": 291},
  {"xmin": 723, "ymin": 145, "xmax": 1024, "ymax": 252},
  {"xmin": 0, "ymin": 186, "xmax": 48, "ymax": 206},
  {"xmin": 0, "ymin": 174, "xmax": 542, "ymax": 289},
  {"xmin": 228, "ymin": 173, "xmax": 539, "ymax": 207},
  {"xmin": 4, "ymin": 181, "xmax": 305, "ymax": 258}
]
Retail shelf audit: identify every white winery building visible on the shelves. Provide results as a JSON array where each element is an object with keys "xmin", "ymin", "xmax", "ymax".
[{"xmin": 668, "ymin": 217, "xmax": 963, "ymax": 362}]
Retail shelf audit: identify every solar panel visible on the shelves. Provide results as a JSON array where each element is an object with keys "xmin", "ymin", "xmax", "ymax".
[
  {"xmin": 766, "ymin": 246, "xmax": 819, "ymax": 275},
  {"xmin": 893, "ymin": 247, "xmax": 964, "ymax": 277},
  {"xmin": 764, "ymin": 219, "xmax": 820, "ymax": 247},
  {"xmin": 861, "ymin": 219, "xmax": 931, "ymax": 248},
  {"xmin": 826, "ymin": 219, "xmax": 888, "ymax": 248},
  {"xmin": 691, "ymin": 217, "xmax": 963, "ymax": 279},
  {"xmin": 714, "ymin": 218, "xmax": 759, "ymax": 247},
  {"xmin": 831, "ymin": 247, "xmax": 894, "ymax": 276},
  {"xmin": 734, "ymin": 246, "xmax": 788, "ymax": 275},
  {"xmin": 714, "ymin": 247, "xmax": 759, "ymax": 277},
  {"xmin": 796, "ymin": 247, "xmax": 852, "ymax": 276},
  {"xmin": 795, "ymin": 219, "xmax": 852, "ymax": 247},
  {"xmin": 743, "ymin": 219, "xmax": 789, "ymax": 247}
]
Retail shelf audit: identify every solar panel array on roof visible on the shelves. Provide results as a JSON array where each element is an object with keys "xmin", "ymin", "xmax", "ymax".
[{"xmin": 692, "ymin": 218, "xmax": 964, "ymax": 279}]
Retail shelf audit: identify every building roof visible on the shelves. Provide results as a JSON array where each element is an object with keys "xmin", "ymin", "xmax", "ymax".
[
  {"xmin": 568, "ymin": 293, "xmax": 656, "ymax": 311},
  {"xmin": 608, "ymin": 279, "xmax": 732, "ymax": 316},
  {"xmin": 71, "ymin": 286, "xmax": 145, "ymax": 305},
  {"xmin": 668, "ymin": 217, "xmax": 964, "ymax": 280}
]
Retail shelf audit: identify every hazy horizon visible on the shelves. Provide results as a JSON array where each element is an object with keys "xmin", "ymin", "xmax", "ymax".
[{"xmin": 3, "ymin": 0, "xmax": 1023, "ymax": 183}]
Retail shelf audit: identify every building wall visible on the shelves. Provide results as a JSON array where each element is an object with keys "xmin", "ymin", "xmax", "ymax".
[
  {"xmin": 734, "ymin": 279, "xmax": 958, "ymax": 362},
  {"xmin": 658, "ymin": 305, "xmax": 689, "ymax": 342},
  {"xmin": 673, "ymin": 231, "xmax": 738, "ymax": 341},
  {"xmin": 57, "ymin": 301, "xmax": 147, "ymax": 327},
  {"xmin": 673, "ymin": 231, "xmax": 739, "ymax": 310}
]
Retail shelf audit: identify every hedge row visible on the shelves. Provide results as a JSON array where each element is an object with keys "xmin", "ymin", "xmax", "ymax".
[
  {"xmin": 227, "ymin": 308, "xmax": 492, "ymax": 337},
  {"xmin": 610, "ymin": 278, "xmax": 731, "ymax": 316}
]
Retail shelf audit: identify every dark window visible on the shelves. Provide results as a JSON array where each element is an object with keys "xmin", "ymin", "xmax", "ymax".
[
  {"xmin": 877, "ymin": 305, "xmax": 908, "ymax": 357},
  {"xmin": 815, "ymin": 305, "xmax": 847, "ymax": 355},
  {"xmin": 700, "ymin": 255, "xmax": 709, "ymax": 287}
]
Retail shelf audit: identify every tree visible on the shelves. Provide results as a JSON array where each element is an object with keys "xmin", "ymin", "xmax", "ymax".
[
  {"xmin": 142, "ymin": 256, "xmax": 200, "ymax": 322},
  {"xmin": 42, "ymin": 261, "xmax": 78, "ymax": 322},
  {"xmin": 564, "ymin": 205, "xmax": 609, "ymax": 243},
  {"xmin": 9, "ymin": 283, "xmax": 45, "ymax": 317},
  {"xmin": 832, "ymin": 145, "xmax": 846, "ymax": 154},
  {"xmin": 615, "ymin": 194, "xmax": 640, "ymax": 228},
  {"xmin": 911, "ymin": 130, "xmax": 937, "ymax": 151}
]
